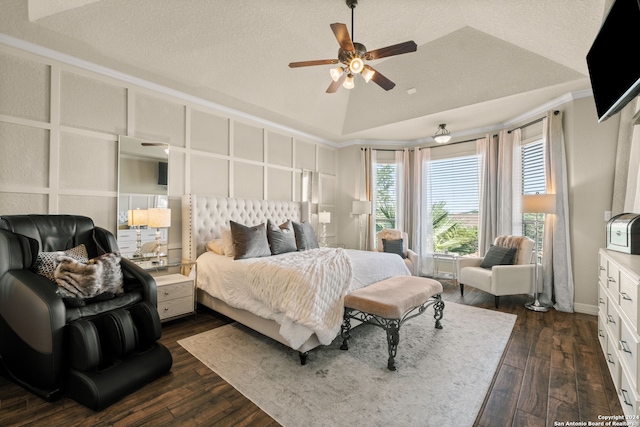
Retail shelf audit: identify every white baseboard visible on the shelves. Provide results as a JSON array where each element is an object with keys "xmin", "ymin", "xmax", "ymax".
[{"xmin": 573, "ymin": 302, "xmax": 598, "ymax": 316}]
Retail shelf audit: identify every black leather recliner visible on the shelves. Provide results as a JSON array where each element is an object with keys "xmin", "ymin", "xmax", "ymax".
[{"xmin": 0, "ymin": 215, "xmax": 173, "ymax": 411}]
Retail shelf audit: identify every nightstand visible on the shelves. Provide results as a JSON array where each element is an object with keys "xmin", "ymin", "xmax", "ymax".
[{"xmin": 132, "ymin": 258, "xmax": 196, "ymax": 322}]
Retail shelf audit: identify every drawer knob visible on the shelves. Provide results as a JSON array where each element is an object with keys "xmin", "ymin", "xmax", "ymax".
[
  {"xmin": 164, "ymin": 291, "xmax": 170, "ymax": 295},
  {"xmin": 164, "ymin": 307, "xmax": 169, "ymax": 311},
  {"xmin": 607, "ymin": 315, "xmax": 616, "ymax": 324},
  {"xmin": 600, "ymin": 266, "xmax": 606, "ymax": 271},
  {"xmin": 620, "ymin": 340, "xmax": 633, "ymax": 354},
  {"xmin": 599, "ymin": 330, "xmax": 605, "ymax": 338},
  {"xmin": 619, "ymin": 291, "xmax": 632, "ymax": 301},
  {"xmin": 599, "ymin": 298, "xmax": 605, "ymax": 305},
  {"xmin": 607, "ymin": 353, "xmax": 615, "ymax": 364},
  {"xmin": 608, "ymin": 276, "xmax": 616, "ymax": 283}
]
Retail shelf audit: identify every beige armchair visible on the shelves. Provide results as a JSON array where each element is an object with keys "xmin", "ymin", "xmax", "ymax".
[
  {"xmin": 376, "ymin": 229, "xmax": 418, "ymax": 276},
  {"xmin": 456, "ymin": 235, "xmax": 539, "ymax": 308}
]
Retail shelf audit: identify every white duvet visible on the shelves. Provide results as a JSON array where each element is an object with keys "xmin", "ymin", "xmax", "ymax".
[{"xmin": 196, "ymin": 248, "xmax": 410, "ymax": 349}]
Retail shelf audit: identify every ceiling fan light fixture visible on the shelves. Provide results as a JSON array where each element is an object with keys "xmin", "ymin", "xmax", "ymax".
[
  {"xmin": 330, "ymin": 67, "xmax": 345, "ymax": 82},
  {"xmin": 343, "ymin": 73, "xmax": 355, "ymax": 89},
  {"xmin": 433, "ymin": 124, "xmax": 452, "ymax": 143},
  {"xmin": 349, "ymin": 57, "xmax": 364, "ymax": 74},
  {"xmin": 361, "ymin": 67, "xmax": 375, "ymax": 83}
]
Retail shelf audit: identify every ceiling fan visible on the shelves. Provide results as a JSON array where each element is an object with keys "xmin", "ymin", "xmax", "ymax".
[{"xmin": 288, "ymin": 0, "xmax": 417, "ymax": 93}]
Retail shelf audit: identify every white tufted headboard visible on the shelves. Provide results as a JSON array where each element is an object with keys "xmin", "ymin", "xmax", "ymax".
[{"xmin": 181, "ymin": 194, "xmax": 310, "ymax": 262}]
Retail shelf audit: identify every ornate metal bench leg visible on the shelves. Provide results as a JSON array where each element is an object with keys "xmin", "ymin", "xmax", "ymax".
[
  {"xmin": 385, "ymin": 320, "xmax": 400, "ymax": 371},
  {"xmin": 340, "ymin": 311, "xmax": 352, "ymax": 351},
  {"xmin": 299, "ymin": 351, "xmax": 309, "ymax": 365},
  {"xmin": 433, "ymin": 296, "xmax": 445, "ymax": 330}
]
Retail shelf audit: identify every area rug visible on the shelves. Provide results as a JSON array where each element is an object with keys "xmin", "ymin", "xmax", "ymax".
[{"xmin": 178, "ymin": 302, "xmax": 516, "ymax": 427}]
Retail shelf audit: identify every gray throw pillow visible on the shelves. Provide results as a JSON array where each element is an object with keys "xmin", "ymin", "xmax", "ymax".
[
  {"xmin": 292, "ymin": 220, "xmax": 319, "ymax": 251},
  {"xmin": 480, "ymin": 245, "xmax": 517, "ymax": 269},
  {"xmin": 267, "ymin": 220, "xmax": 298, "ymax": 255},
  {"xmin": 382, "ymin": 238, "xmax": 406, "ymax": 258},
  {"xmin": 230, "ymin": 221, "xmax": 271, "ymax": 260}
]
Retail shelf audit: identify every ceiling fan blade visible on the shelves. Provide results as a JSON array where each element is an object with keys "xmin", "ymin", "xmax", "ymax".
[
  {"xmin": 326, "ymin": 72, "xmax": 347, "ymax": 93},
  {"xmin": 289, "ymin": 59, "xmax": 339, "ymax": 68},
  {"xmin": 364, "ymin": 65, "xmax": 395, "ymax": 91},
  {"xmin": 330, "ymin": 23, "xmax": 355, "ymax": 52},
  {"xmin": 365, "ymin": 40, "xmax": 417, "ymax": 60}
]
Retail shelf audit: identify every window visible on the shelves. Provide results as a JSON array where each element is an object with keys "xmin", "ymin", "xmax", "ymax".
[
  {"xmin": 428, "ymin": 154, "xmax": 479, "ymax": 255},
  {"xmin": 375, "ymin": 162, "xmax": 397, "ymax": 232},
  {"xmin": 521, "ymin": 138, "xmax": 546, "ymax": 245}
]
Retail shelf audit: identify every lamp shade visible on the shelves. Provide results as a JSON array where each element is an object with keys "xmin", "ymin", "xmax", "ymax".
[
  {"xmin": 319, "ymin": 211, "xmax": 331, "ymax": 224},
  {"xmin": 352, "ymin": 200, "xmax": 372, "ymax": 215},
  {"xmin": 128, "ymin": 209, "xmax": 148, "ymax": 227},
  {"xmin": 147, "ymin": 208, "xmax": 171, "ymax": 228},
  {"xmin": 522, "ymin": 194, "xmax": 556, "ymax": 214}
]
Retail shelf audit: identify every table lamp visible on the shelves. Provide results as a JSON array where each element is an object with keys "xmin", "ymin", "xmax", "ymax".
[
  {"xmin": 319, "ymin": 211, "xmax": 331, "ymax": 247},
  {"xmin": 127, "ymin": 208, "xmax": 148, "ymax": 258},
  {"xmin": 147, "ymin": 207, "xmax": 171, "ymax": 262}
]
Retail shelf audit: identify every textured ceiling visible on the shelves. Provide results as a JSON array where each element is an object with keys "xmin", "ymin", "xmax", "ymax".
[{"xmin": 2, "ymin": 0, "xmax": 608, "ymax": 144}]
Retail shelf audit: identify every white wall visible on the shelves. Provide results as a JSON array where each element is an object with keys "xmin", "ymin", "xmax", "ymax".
[{"xmin": 0, "ymin": 43, "xmax": 338, "ymax": 258}]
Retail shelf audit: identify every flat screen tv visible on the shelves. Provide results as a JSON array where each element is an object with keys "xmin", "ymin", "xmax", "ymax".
[
  {"xmin": 158, "ymin": 161, "xmax": 168, "ymax": 186},
  {"xmin": 587, "ymin": 0, "xmax": 640, "ymax": 122}
]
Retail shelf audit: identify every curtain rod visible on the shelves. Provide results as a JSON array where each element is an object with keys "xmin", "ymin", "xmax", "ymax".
[{"xmin": 507, "ymin": 110, "xmax": 559, "ymax": 134}]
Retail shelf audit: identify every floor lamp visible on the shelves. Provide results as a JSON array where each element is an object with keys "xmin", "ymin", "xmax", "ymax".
[
  {"xmin": 352, "ymin": 201, "xmax": 371, "ymax": 250},
  {"xmin": 522, "ymin": 193, "xmax": 556, "ymax": 312}
]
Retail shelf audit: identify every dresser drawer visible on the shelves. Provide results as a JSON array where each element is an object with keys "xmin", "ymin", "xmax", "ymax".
[
  {"xmin": 620, "ymin": 271, "xmax": 640, "ymax": 332},
  {"xmin": 607, "ymin": 261, "xmax": 621, "ymax": 295},
  {"xmin": 621, "ymin": 319, "xmax": 640, "ymax": 391},
  {"xmin": 606, "ymin": 295, "xmax": 621, "ymax": 343},
  {"xmin": 158, "ymin": 296, "xmax": 194, "ymax": 321},
  {"xmin": 157, "ymin": 280, "xmax": 193, "ymax": 303},
  {"xmin": 621, "ymin": 367, "xmax": 640, "ymax": 417},
  {"xmin": 598, "ymin": 313, "xmax": 608, "ymax": 352},
  {"xmin": 606, "ymin": 333, "xmax": 621, "ymax": 390}
]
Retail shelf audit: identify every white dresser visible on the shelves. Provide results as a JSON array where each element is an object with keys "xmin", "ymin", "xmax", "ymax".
[{"xmin": 598, "ymin": 248, "xmax": 640, "ymax": 417}]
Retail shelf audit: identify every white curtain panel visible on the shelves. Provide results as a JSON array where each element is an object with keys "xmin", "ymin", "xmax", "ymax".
[
  {"xmin": 477, "ymin": 134, "xmax": 499, "ymax": 255},
  {"xmin": 611, "ymin": 99, "xmax": 638, "ymax": 214},
  {"xmin": 496, "ymin": 129, "xmax": 519, "ymax": 236},
  {"xmin": 363, "ymin": 148, "xmax": 377, "ymax": 251},
  {"xmin": 413, "ymin": 147, "xmax": 435, "ymax": 276},
  {"xmin": 540, "ymin": 110, "xmax": 575, "ymax": 313},
  {"xmin": 510, "ymin": 129, "xmax": 524, "ymax": 235},
  {"xmin": 395, "ymin": 148, "xmax": 412, "ymax": 241}
]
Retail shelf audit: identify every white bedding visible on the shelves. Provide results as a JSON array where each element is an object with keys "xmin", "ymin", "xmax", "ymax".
[{"xmin": 196, "ymin": 248, "xmax": 410, "ymax": 349}]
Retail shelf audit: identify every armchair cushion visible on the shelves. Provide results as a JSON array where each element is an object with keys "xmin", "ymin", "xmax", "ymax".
[
  {"xmin": 34, "ymin": 244, "xmax": 88, "ymax": 281},
  {"xmin": 479, "ymin": 245, "xmax": 517, "ymax": 269},
  {"xmin": 382, "ymin": 238, "xmax": 406, "ymax": 259}
]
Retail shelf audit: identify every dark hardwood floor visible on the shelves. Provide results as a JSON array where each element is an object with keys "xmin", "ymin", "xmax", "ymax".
[{"xmin": 0, "ymin": 281, "xmax": 623, "ymax": 426}]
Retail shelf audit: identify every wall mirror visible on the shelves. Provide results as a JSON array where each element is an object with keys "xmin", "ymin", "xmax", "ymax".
[{"xmin": 117, "ymin": 135, "xmax": 169, "ymax": 259}]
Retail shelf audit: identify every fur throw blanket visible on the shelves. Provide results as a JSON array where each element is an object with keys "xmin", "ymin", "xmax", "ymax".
[{"xmin": 54, "ymin": 252, "xmax": 124, "ymax": 299}]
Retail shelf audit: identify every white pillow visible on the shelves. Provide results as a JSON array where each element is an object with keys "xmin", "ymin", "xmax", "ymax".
[
  {"xmin": 206, "ymin": 238, "xmax": 225, "ymax": 255},
  {"xmin": 220, "ymin": 225, "xmax": 235, "ymax": 257}
]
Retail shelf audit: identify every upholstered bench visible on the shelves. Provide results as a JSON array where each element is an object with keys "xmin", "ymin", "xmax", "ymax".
[{"xmin": 340, "ymin": 276, "xmax": 444, "ymax": 371}]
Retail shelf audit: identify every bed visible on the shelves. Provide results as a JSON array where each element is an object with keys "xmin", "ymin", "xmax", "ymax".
[{"xmin": 181, "ymin": 194, "xmax": 411, "ymax": 363}]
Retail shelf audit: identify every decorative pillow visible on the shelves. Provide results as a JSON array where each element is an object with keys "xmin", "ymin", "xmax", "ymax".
[
  {"xmin": 230, "ymin": 221, "xmax": 271, "ymax": 260},
  {"xmin": 34, "ymin": 244, "xmax": 89, "ymax": 281},
  {"xmin": 267, "ymin": 220, "xmax": 298, "ymax": 255},
  {"xmin": 206, "ymin": 238, "xmax": 225, "ymax": 255},
  {"xmin": 383, "ymin": 238, "xmax": 406, "ymax": 258},
  {"xmin": 480, "ymin": 245, "xmax": 517, "ymax": 269},
  {"xmin": 54, "ymin": 252, "xmax": 124, "ymax": 299},
  {"xmin": 220, "ymin": 225, "xmax": 235, "ymax": 257},
  {"xmin": 292, "ymin": 220, "xmax": 319, "ymax": 251}
]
